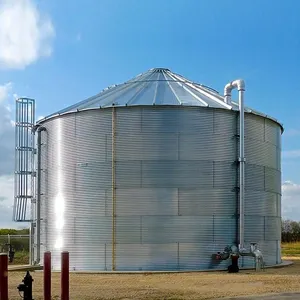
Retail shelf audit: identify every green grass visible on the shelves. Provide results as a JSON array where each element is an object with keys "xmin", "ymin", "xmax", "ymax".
[
  {"xmin": 281, "ymin": 242, "xmax": 300, "ymax": 257},
  {"xmin": 9, "ymin": 251, "xmax": 29, "ymax": 265}
]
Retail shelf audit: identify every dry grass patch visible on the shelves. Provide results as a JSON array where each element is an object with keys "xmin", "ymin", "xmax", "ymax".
[{"xmin": 281, "ymin": 242, "xmax": 300, "ymax": 257}]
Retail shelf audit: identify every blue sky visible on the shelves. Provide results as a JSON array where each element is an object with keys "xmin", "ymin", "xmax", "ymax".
[{"xmin": 0, "ymin": 0, "xmax": 299, "ymax": 226}]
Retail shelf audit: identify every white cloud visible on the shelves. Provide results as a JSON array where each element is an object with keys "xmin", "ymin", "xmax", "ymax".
[
  {"xmin": 0, "ymin": 175, "xmax": 15, "ymax": 228},
  {"xmin": 282, "ymin": 181, "xmax": 300, "ymax": 221},
  {"xmin": 0, "ymin": 83, "xmax": 17, "ymax": 228},
  {"xmin": 0, "ymin": 82, "xmax": 12, "ymax": 102},
  {"xmin": 0, "ymin": 83, "xmax": 15, "ymax": 176},
  {"xmin": 0, "ymin": 0, "xmax": 55, "ymax": 69}
]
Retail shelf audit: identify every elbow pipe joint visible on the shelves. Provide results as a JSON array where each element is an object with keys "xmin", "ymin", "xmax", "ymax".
[
  {"xmin": 231, "ymin": 79, "xmax": 245, "ymax": 91},
  {"xmin": 224, "ymin": 79, "xmax": 245, "ymax": 94},
  {"xmin": 37, "ymin": 126, "xmax": 46, "ymax": 133},
  {"xmin": 224, "ymin": 79, "xmax": 245, "ymax": 104}
]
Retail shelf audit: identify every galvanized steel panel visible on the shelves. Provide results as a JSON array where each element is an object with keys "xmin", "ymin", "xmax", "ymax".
[
  {"xmin": 116, "ymin": 161, "xmax": 142, "ymax": 188},
  {"xmin": 70, "ymin": 245, "xmax": 106, "ymax": 271},
  {"xmin": 179, "ymin": 242, "xmax": 231, "ymax": 270},
  {"xmin": 142, "ymin": 216, "xmax": 213, "ymax": 243},
  {"xmin": 213, "ymin": 216, "xmax": 236, "ymax": 243},
  {"xmin": 38, "ymin": 105, "xmax": 282, "ymax": 271},
  {"xmin": 245, "ymin": 191, "xmax": 278, "ymax": 216},
  {"xmin": 245, "ymin": 139, "xmax": 277, "ymax": 169},
  {"xmin": 75, "ymin": 217, "xmax": 112, "ymax": 243},
  {"xmin": 244, "ymin": 216, "xmax": 264, "ymax": 242},
  {"xmin": 245, "ymin": 164, "xmax": 265, "ymax": 191},
  {"xmin": 277, "ymin": 194, "xmax": 281, "ymax": 217},
  {"xmin": 141, "ymin": 160, "xmax": 213, "ymax": 188},
  {"xmin": 76, "ymin": 162, "xmax": 112, "ymax": 189},
  {"xmin": 116, "ymin": 217, "xmax": 141, "ymax": 243},
  {"xmin": 116, "ymin": 133, "xmax": 179, "ymax": 161},
  {"xmin": 179, "ymin": 134, "xmax": 236, "ymax": 161},
  {"xmin": 213, "ymin": 109, "xmax": 237, "ymax": 134},
  {"xmin": 141, "ymin": 107, "xmax": 214, "ymax": 133},
  {"xmin": 265, "ymin": 168, "xmax": 281, "ymax": 194},
  {"xmin": 113, "ymin": 188, "xmax": 178, "ymax": 216},
  {"xmin": 265, "ymin": 119, "xmax": 281, "ymax": 147},
  {"xmin": 214, "ymin": 161, "xmax": 237, "ymax": 189},
  {"xmin": 265, "ymin": 216, "xmax": 281, "ymax": 241},
  {"xmin": 114, "ymin": 243, "xmax": 178, "ymax": 271},
  {"xmin": 116, "ymin": 108, "xmax": 142, "ymax": 133},
  {"xmin": 179, "ymin": 189, "xmax": 236, "ymax": 216},
  {"xmin": 244, "ymin": 114, "xmax": 265, "ymax": 142}
]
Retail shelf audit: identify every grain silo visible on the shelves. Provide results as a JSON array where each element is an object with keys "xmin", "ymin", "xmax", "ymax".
[{"xmin": 14, "ymin": 68, "xmax": 283, "ymax": 271}]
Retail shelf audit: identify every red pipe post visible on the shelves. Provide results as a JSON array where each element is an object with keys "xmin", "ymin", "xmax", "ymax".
[
  {"xmin": 0, "ymin": 253, "xmax": 8, "ymax": 300},
  {"xmin": 61, "ymin": 251, "xmax": 69, "ymax": 300},
  {"xmin": 44, "ymin": 251, "xmax": 51, "ymax": 300}
]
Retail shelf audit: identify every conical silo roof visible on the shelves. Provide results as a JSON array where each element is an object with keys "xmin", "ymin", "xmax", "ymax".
[{"xmin": 39, "ymin": 68, "xmax": 281, "ymax": 126}]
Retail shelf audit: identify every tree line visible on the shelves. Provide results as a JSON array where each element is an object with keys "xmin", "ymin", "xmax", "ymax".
[
  {"xmin": 0, "ymin": 228, "xmax": 29, "ymax": 235},
  {"xmin": 281, "ymin": 219, "xmax": 300, "ymax": 243}
]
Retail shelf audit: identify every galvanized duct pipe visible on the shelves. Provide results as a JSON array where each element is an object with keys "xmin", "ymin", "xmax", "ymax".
[
  {"xmin": 224, "ymin": 80, "xmax": 246, "ymax": 251},
  {"xmin": 213, "ymin": 243, "xmax": 264, "ymax": 271},
  {"xmin": 239, "ymin": 243, "xmax": 264, "ymax": 271},
  {"xmin": 112, "ymin": 106, "xmax": 116, "ymax": 271},
  {"xmin": 36, "ymin": 126, "xmax": 46, "ymax": 264}
]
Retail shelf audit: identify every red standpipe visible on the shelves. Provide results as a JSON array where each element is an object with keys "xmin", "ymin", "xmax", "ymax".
[
  {"xmin": 61, "ymin": 251, "xmax": 69, "ymax": 300},
  {"xmin": 44, "ymin": 251, "xmax": 51, "ymax": 300},
  {"xmin": 0, "ymin": 253, "xmax": 8, "ymax": 300}
]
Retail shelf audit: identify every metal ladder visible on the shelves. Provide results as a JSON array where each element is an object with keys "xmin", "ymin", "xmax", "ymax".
[
  {"xmin": 14, "ymin": 97, "xmax": 36, "ymax": 221},
  {"xmin": 13, "ymin": 98, "xmax": 36, "ymax": 263}
]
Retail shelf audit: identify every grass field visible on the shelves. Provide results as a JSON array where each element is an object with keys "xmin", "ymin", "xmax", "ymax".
[
  {"xmin": 10, "ymin": 251, "xmax": 29, "ymax": 265},
  {"xmin": 281, "ymin": 242, "xmax": 300, "ymax": 258}
]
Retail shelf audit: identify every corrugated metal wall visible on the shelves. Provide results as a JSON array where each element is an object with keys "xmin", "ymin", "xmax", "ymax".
[{"xmin": 38, "ymin": 106, "xmax": 281, "ymax": 271}]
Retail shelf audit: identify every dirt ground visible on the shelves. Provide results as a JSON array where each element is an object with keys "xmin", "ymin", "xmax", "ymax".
[{"xmin": 7, "ymin": 259, "xmax": 300, "ymax": 300}]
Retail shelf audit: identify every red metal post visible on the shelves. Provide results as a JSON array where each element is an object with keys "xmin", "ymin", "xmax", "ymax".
[
  {"xmin": 44, "ymin": 252, "xmax": 51, "ymax": 300},
  {"xmin": 61, "ymin": 251, "xmax": 69, "ymax": 300},
  {"xmin": 0, "ymin": 253, "xmax": 8, "ymax": 300}
]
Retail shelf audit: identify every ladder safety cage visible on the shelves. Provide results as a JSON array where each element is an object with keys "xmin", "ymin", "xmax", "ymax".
[{"xmin": 14, "ymin": 98, "xmax": 36, "ymax": 222}]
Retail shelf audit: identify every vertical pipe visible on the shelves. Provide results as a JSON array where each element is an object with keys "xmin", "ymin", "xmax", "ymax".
[
  {"xmin": 61, "ymin": 251, "xmax": 69, "ymax": 300},
  {"xmin": 31, "ymin": 101, "xmax": 36, "ymax": 264},
  {"xmin": 29, "ymin": 222, "xmax": 33, "ymax": 264},
  {"xmin": 36, "ymin": 127, "xmax": 46, "ymax": 264},
  {"xmin": 112, "ymin": 107, "xmax": 116, "ymax": 271},
  {"xmin": 224, "ymin": 80, "xmax": 245, "ymax": 251},
  {"xmin": 0, "ymin": 253, "xmax": 8, "ymax": 300},
  {"xmin": 44, "ymin": 251, "xmax": 51, "ymax": 300},
  {"xmin": 239, "ymin": 90, "xmax": 245, "ymax": 250}
]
